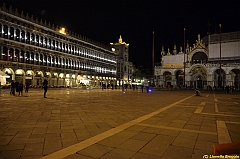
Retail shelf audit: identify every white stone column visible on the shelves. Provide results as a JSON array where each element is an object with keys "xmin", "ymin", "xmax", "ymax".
[
  {"xmin": 160, "ymin": 75, "xmax": 165, "ymax": 87},
  {"xmin": 226, "ymin": 74, "xmax": 233, "ymax": 86},
  {"xmin": 207, "ymin": 74, "xmax": 214, "ymax": 86},
  {"xmin": 185, "ymin": 75, "xmax": 191, "ymax": 88},
  {"xmin": 171, "ymin": 75, "xmax": 176, "ymax": 86}
]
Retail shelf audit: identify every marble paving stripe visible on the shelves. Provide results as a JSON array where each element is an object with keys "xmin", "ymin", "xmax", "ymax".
[
  {"xmin": 200, "ymin": 112, "xmax": 240, "ymax": 117},
  {"xmin": 225, "ymin": 121, "xmax": 240, "ymax": 125},
  {"xmin": 234, "ymin": 102, "xmax": 239, "ymax": 104},
  {"xmin": 39, "ymin": 95, "xmax": 195, "ymax": 159},
  {"xmin": 200, "ymin": 102, "xmax": 205, "ymax": 105},
  {"xmin": 214, "ymin": 97, "xmax": 218, "ymax": 102},
  {"xmin": 175, "ymin": 105, "xmax": 199, "ymax": 108},
  {"xmin": 194, "ymin": 107, "xmax": 203, "ymax": 114},
  {"xmin": 137, "ymin": 123, "xmax": 217, "ymax": 135},
  {"xmin": 216, "ymin": 120, "xmax": 232, "ymax": 144}
]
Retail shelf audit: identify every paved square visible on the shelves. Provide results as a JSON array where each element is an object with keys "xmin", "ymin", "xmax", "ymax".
[{"xmin": 0, "ymin": 88, "xmax": 240, "ymax": 159}]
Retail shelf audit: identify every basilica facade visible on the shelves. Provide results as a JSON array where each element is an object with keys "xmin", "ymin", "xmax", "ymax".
[
  {"xmin": 154, "ymin": 31, "xmax": 240, "ymax": 90},
  {"xmin": 0, "ymin": 4, "xmax": 122, "ymax": 87}
]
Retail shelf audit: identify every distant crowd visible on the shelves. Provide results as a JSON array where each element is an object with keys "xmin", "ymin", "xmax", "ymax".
[{"xmin": 9, "ymin": 80, "xmax": 48, "ymax": 98}]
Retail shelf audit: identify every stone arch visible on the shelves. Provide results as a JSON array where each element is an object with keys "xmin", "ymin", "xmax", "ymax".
[
  {"xmin": 3, "ymin": 24, "xmax": 8, "ymax": 39},
  {"xmin": 175, "ymin": 69, "xmax": 184, "ymax": 87},
  {"xmin": 3, "ymin": 68, "xmax": 14, "ymax": 75},
  {"xmin": 15, "ymin": 69, "xmax": 25, "ymax": 76},
  {"xmin": 52, "ymin": 72, "xmax": 58, "ymax": 78},
  {"xmin": 31, "ymin": 32, "xmax": 35, "ymax": 45},
  {"xmin": 163, "ymin": 71, "xmax": 172, "ymax": 87},
  {"xmin": 20, "ymin": 30, "xmax": 25, "ymax": 43},
  {"xmin": 15, "ymin": 69, "xmax": 25, "ymax": 83},
  {"xmin": 26, "ymin": 70, "xmax": 34, "ymax": 76},
  {"xmin": 189, "ymin": 64, "xmax": 208, "ymax": 89},
  {"xmin": 15, "ymin": 28, "xmax": 21, "ymax": 42},
  {"xmin": 188, "ymin": 48, "xmax": 208, "ymax": 63},
  {"xmin": 34, "ymin": 71, "xmax": 44, "ymax": 86},
  {"xmin": 9, "ymin": 26, "xmax": 14, "ymax": 40},
  {"xmin": 213, "ymin": 69, "xmax": 226, "ymax": 88},
  {"xmin": 35, "ymin": 71, "xmax": 44, "ymax": 77},
  {"xmin": 9, "ymin": 48, "xmax": 14, "ymax": 61},
  {"xmin": 229, "ymin": 69, "xmax": 240, "ymax": 89},
  {"xmin": 191, "ymin": 52, "xmax": 208, "ymax": 64},
  {"xmin": 3, "ymin": 68, "xmax": 14, "ymax": 83},
  {"xmin": 15, "ymin": 49, "xmax": 20, "ymax": 62},
  {"xmin": 45, "ymin": 72, "xmax": 51, "ymax": 78}
]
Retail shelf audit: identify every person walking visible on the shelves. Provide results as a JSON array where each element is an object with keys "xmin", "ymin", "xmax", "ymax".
[
  {"xmin": 42, "ymin": 80, "xmax": 48, "ymax": 98},
  {"xmin": 18, "ymin": 81, "xmax": 24, "ymax": 96}
]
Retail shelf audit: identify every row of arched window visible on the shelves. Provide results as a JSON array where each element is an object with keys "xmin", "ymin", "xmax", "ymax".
[
  {"xmin": 0, "ymin": 22, "xmax": 117, "ymax": 64},
  {"xmin": 1, "ymin": 47, "xmax": 116, "ymax": 75}
]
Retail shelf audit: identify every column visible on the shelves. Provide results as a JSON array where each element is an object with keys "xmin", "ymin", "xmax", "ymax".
[
  {"xmin": 14, "ymin": 28, "xmax": 16, "ymax": 41},
  {"xmin": 12, "ymin": 49, "xmax": 15, "ymax": 62},
  {"xmin": 226, "ymin": 74, "xmax": 233, "ymax": 86},
  {"xmin": 185, "ymin": 75, "xmax": 191, "ymax": 88},
  {"xmin": 159, "ymin": 75, "xmax": 164, "ymax": 87},
  {"xmin": 171, "ymin": 75, "xmax": 176, "ymax": 86},
  {"xmin": 7, "ymin": 26, "xmax": 10, "ymax": 39},
  {"xmin": 0, "ymin": 24, "xmax": 2, "ymax": 38},
  {"xmin": 23, "ymin": 51, "xmax": 26, "ymax": 63},
  {"xmin": 6, "ymin": 48, "xmax": 9, "ymax": 61},
  {"xmin": 33, "ymin": 52, "xmax": 36, "ymax": 65}
]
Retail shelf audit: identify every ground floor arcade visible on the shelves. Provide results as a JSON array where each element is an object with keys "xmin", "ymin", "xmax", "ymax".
[{"xmin": 155, "ymin": 63, "xmax": 240, "ymax": 90}]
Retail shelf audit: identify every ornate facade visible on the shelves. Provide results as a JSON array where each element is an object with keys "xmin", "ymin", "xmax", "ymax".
[
  {"xmin": 0, "ymin": 4, "xmax": 118, "ymax": 87},
  {"xmin": 110, "ymin": 35, "xmax": 133, "ymax": 85},
  {"xmin": 155, "ymin": 31, "xmax": 240, "ymax": 89}
]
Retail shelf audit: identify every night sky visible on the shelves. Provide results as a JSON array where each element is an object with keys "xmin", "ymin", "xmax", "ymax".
[{"xmin": 2, "ymin": 0, "xmax": 240, "ymax": 69}]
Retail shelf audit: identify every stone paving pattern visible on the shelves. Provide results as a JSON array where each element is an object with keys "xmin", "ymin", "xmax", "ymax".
[{"xmin": 0, "ymin": 88, "xmax": 239, "ymax": 159}]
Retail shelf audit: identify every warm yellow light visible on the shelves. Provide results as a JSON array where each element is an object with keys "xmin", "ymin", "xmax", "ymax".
[
  {"xmin": 59, "ymin": 27, "xmax": 66, "ymax": 35},
  {"xmin": 59, "ymin": 73, "xmax": 64, "ymax": 78}
]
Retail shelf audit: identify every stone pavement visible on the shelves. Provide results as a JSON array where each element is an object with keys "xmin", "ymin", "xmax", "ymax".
[{"xmin": 0, "ymin": 88, "xmax": 240, "ymax": 159}]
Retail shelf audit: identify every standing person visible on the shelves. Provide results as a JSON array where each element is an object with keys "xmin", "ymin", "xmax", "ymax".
[
  {"xmin": 18, "ymin": 81, "xmax": 24, "ymax": 96},
  {"xmin": 25, "ymin": 82, "xmax": 29, "ymax": 92},
  {"xmin": 15, "ymin": 80, "xmax": 19, "ymax": 95},
  {"xmin": 42, "ymin": 80, "xmax": 48, "ymax": 98},
  {"xmin": 122, "ymin": 84, "xmax": 125, "ymax": 93},
  {"xmin": 10, "ymin": 80, "xmax": 16, "ymax": 95},
  {"xmin": 141, "ymin": 85, "xmax": 144, "ymax": 93}
]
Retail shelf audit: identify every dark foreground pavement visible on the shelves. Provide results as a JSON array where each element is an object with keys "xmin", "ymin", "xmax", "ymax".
[{"xmin": 0, "ymin": 88, "xmax": 240, "ymax": 159}]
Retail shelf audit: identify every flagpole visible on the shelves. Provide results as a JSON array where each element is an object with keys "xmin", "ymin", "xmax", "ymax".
[
  {"xmin": 152, "ymin": 31, "xmax": 154, "ymax": 85},
  {"xmin": 184, "ymin": 28, "xmax": 186, "ymax": 88},
  {"xmin": 219, "ymin": 24, "xmax": 222, "ymax": 88}
]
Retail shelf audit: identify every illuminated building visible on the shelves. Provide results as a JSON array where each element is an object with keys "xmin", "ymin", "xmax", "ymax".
[
  {"xmin": 110, "ymin": 35, "xmax": 133, "ymax": 85},
  {"xmin": 155, "ymin": 31, "xmax": 240, "ymax": 89},
  {"xmin": 0, "ymin": 4, "xmax": 117, "ymax": 87}
]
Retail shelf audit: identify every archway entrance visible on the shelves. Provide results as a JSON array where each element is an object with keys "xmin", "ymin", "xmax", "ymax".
[
  {"xmin": 229, "ymin": 69, "xmax": 240, "ymax": 90},
  {"xmin": 190, "ymin": 65, "xmax": 207, "ymax": 89},
  {"xmin": 163, "ymin": 71, "xmax": 172, "ymax": 88},
  {"xmin": 175, "ymin": 70, "xmax": 184, "ymax": 88},
  {"xmin": 214, "ymin": 69, "xmax": 226, "ymax": 88}
]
